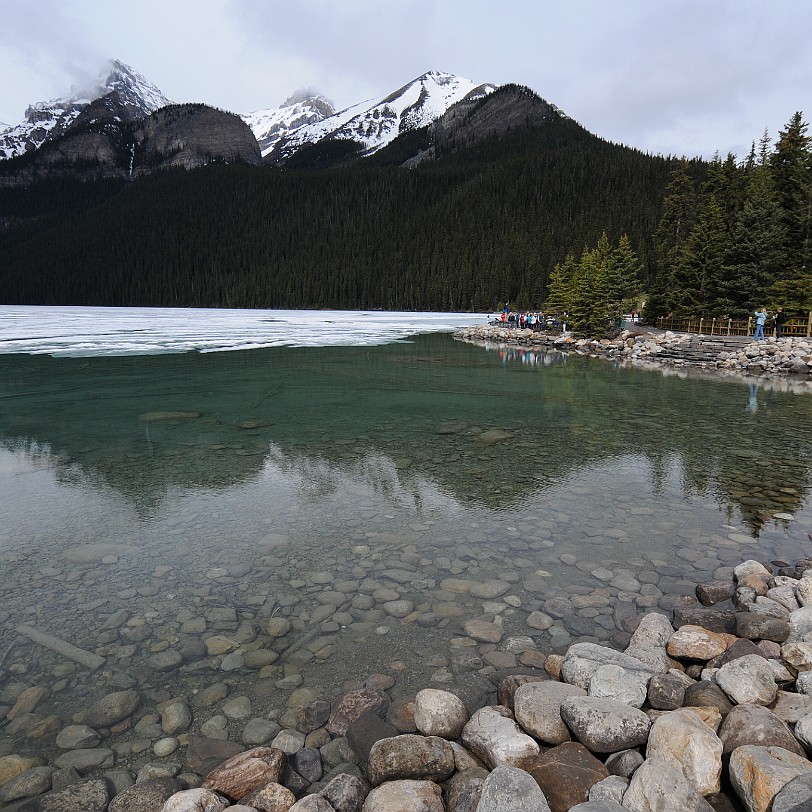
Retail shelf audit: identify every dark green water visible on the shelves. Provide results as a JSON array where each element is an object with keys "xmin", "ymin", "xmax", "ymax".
[{"xmin": 0, "ymin": 334, "xmax": 811, "ymax": 763}]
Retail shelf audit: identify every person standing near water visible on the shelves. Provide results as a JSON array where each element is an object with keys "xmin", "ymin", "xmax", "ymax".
[
  {"xmin": 753, "ymin": 307, "xmax": 768, "ymax": 341},
  {"xmin": 774, "ymin": 307, "xmax": 788, "ymax": 338}
]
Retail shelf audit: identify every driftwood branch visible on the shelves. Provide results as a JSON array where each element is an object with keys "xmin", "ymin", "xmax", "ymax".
[{"xmin": 15, "ymin": 624, "xmax": 106, "ymax": 671}]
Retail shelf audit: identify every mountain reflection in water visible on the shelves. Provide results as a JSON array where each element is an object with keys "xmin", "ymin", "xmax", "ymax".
[{"xmin": 1, "ymin": 333, "xmax": 810, "ymax": 535}]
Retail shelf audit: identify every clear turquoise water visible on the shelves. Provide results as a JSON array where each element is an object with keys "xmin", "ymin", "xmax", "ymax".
[{"xmin": 0, "ymin": 333, "xmax": 811, "ymax": 759}]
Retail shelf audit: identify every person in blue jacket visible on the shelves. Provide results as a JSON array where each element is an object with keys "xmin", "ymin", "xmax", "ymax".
[{"xmin": 753, "ymin": 307, "xmax": 768, "ymax": 341}]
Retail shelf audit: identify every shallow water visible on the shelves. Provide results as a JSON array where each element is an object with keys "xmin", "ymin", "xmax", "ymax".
[{"xmin": 1, "ymin": 329, "xmax": 811, "ymax": 768}]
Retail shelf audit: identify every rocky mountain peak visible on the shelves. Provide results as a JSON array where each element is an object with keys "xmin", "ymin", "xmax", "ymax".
[{"xmin": 1, "ymin": 59, "xmax": 171, "ymax": 160}]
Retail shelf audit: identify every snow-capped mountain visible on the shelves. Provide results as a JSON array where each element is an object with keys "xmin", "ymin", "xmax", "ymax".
[
  {"xmin": 0, "ymin": 60, "xmax": 171, "ymax": 160},
  {"xmin": 243, "ymin": 90, "xmax": 336, "ymax": 156},
  {"xmin": 264, "ymin": 70, "xmax": 497, "ymax": 163}
]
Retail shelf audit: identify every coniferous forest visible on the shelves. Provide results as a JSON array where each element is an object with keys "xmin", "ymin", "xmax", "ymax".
[{"xmin": 0, "ymin": 109, "xmax": 809, "ymax": 317}]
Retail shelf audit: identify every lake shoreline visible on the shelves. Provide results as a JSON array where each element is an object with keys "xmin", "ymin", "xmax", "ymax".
[{"xmin": 454, "ymin": 324, "xmax": 812, "ymax": 385}]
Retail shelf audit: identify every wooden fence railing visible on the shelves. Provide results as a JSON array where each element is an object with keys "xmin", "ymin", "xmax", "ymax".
[{"xmin": 656, "ymin": 312, "xmax": 812, "ymax": 338}]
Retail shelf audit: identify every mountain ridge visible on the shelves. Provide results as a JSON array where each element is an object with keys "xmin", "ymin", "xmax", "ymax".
[{"xmin": 0, "ymin": 63, "xmax": 503, "ymax": 171}]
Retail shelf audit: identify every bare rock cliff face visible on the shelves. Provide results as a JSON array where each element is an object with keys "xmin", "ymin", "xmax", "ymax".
[
  {"xmin": 135, "ymin": 105, "xmax": 262, "ymax": 173},
  {"xmin": 0, "ymin": 102, "xmax": 262, "ymax": 185},
  {"xmin": 404, "ymin": 85, "xmax": 563, "ymax": 167}
]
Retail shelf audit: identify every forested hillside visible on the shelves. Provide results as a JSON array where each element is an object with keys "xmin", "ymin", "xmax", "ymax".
[{"xmin": 0, "ymin": 115, "xmax": 694, "ymax": 311}]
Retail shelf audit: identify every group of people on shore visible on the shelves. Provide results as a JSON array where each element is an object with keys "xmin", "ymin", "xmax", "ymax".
[
  {"xmin": 753, "ymin": 307, "xmax": 789, "ymax": 340},
  {"xmin": 496, "ymin": 309, "xmax": 566, "ymax": 331}
]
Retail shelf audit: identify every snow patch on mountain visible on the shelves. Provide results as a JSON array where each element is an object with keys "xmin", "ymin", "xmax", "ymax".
[
  {"xmin": 0, "ymin": 60, "xmax": 170, "ymax": 160},
  {"xmin": 267, "ymin": 70, "xmax": 497, "ymax": 162},
  {"xmin": 243, "ymin": 90, "xmax": 336, "ymax": 155}
]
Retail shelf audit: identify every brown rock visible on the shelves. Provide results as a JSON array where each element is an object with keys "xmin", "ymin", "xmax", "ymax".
[
  {"xmin": 327, "ymin": 688, "xmax": 390, "ymax": 737},
  {"xmin": 346, "ymin": 710, "xmax": 398, "ymax": 763},
  {"xmin": 714, "ymin": 638, "xmax": 763, "ymax": 667},
  {"xmin": 186, "ymin": 736, "xmax": 245, "ymax": 774},
  {"xmin": 735, "ymin": 613, "xmax": 790, "ymax": 643},
  {"xmin": 6, "ymin": 685, "xmax": 49, "ymax": 720},
  {"xmin": 497, "ymin": 674, "xmax": 548, "ymax": 709},
  {"xmin": 529, "ymin": 742, "xmax": 608, "ymax": 812},
  {"xmin": 202, "ymin": 747, "xmax": 287, "ymax": 802},
  {"xmin": 718, "ymin": 705, "xmax": 804, "ymax": 757},
  {"xmin": 683, "ymin": 681, "xmax": 734, "ymax": 717},
  {"xmin": 697, "ymin": 581, "xmax": 735, "ymax": 606},
  {"xmin": 386, "ymin": 696, "xmax": 417, "ymax": 733}
]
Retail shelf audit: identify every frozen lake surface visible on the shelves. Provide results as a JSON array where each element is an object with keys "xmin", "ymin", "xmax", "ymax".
[{"xmin": 0, "ymin": 305, "xmax": 487, "ymax": 356}]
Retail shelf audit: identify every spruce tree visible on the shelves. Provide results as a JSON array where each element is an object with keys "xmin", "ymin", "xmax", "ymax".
[
  {"xmin": 672, "ymin": 197, "xmax": 727, "ymax": 315},
  {"xmin": 770, "ymin": 112, "xmax": 812, "ymax": 272},
  {"xmin": 719, "ymin": 166, "xmax": 787, "ymax": 316},
  {"xmin": 650, "ymin": 163, "xmax": 699, "ymax": 315}
]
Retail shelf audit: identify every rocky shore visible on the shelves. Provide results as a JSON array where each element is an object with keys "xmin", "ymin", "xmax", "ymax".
[
  {"xmin": 453, "ymin": 325, "xmax": 812, "ymax": 380},
  {"xmin": 6, "ymin": 543, "xmax": 812, "ymax": 811}
]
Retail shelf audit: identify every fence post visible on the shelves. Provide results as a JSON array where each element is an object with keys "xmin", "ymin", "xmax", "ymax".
[
  {"xmin": 747, "ymin": 317, "xmax": 752, "ymax": 337},
  {"xmin": 699, "ymin": 317, "xmax": 704, "ymax": 335},
  {"xmin": 807, "ymin": 311, "xmax": 812, "ymax": 338},
  {"xmin": 711, "ymin": 317, "xmax": 716, "ymax": 335},
  {"xmin": 727, "ymin": 318, "xmax": 732, "ymax": 336}
]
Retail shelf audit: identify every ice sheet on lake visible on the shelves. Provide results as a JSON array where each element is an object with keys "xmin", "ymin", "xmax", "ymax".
[{"xmin": 0, "ymin": 306, "xmax": 488, "ymax": 357}]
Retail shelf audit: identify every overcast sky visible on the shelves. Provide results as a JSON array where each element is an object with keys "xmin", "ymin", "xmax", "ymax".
[{"xmin": 1, "ymin": 0, "xmax": 810, "ymax": 160}]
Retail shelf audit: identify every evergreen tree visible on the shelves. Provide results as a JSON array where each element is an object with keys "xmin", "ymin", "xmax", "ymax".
[
  {"xmin": 672, "ymin": 197, "xmax": 727, "ymax": 315},
  {"xmin": 719, "ymin": 165, "xmax": 787, "ymax": 316},
  {"xmin": 650, "ymin": 163, "xmax": 700, "ymax": 316},
  {"xmin": 770, "ymin": 112, "xmax": 812, "ymax": 271},
  {"xmin": 545, "ymin": 252, "xmax": 577, "ymax": 314}
]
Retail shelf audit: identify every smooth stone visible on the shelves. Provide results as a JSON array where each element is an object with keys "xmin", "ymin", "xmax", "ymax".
[
  {"xmin": 683, "ymin": 681, "xmax": 734, "ymax": 717},
  {"xmin": 736, "ymin": 613, "xmax": 791, "ymax": 643},
  {"xmin": 271, "ymin": 729, "xmax": 306, "ymax": 755},
  {"xmin": 222, "ymin": 696, "xmax": 252, "ymax": 720},
  {"xmin": 241, "ymin": 782, "xmax": 297, "ymax": 811},
  {"xmin": 242, "ymin": 718, "xmax": 281, "ymax": 745},
  {"xmin": 476, "ymin": 764, "xmax": 552, "ymax": 812},
  {"xmin": 497, "ymin": 674, "xmax": 547, "ymax": 710},
  {"xmin": 159, "ymin": 699, "xmax": 193, "ymax": 736},
  {"xmin": 52, "ymin": 749, "xmax": 115, "ymax": 773},
  {"xmin": 154, "ymin": 737, "xmax": 179, "ymax": 757},
  {"xmin": 560, "ymin": 697, "xmax": 651, "ymax": 754},
  {"xmin": 39, "ymin": 777, "xmax": 112, "ymax": 811},
  {"xmin": 588, "ymin": 775, "xmax": 629, "ymax": 805},
  {"xmin": 604, "ymin": 748, "xmax": 645, "ymax": 778},
  {"xmin": 666, "ymin": 625, "xmax": 729, "ymax": 660},
  {"xmin": 561, "ymin": 643, "xmax": 653, "ymax": 691},
  {"xmin": 460, "ymin": 706, "xmax": 539, "ymax": 769},
  {"xmin": 0, "ymin": 766, "xmax": 55, "ymax": 803},
  {"xmin": 77, "ymin": 690, "xmax": 139, "ymax": 727},
  {"xmin": 513, "ymin": 681, "xmax": 586, "ymax": 745},
  {"xmin": 527, "ymin": 611, "xmax": 554, "ymax": 631},
  {"xmin": 366, "ymin": 734, "xmax": 454, "ymax": 786},
  {"xmin": 716, "ymin": 654, "xmax": 779, "ymax": 706},
  {"xmin": 587, "ymin": 664, "xmax": 649, "ymax": 708},
  {"xmin": 55, "ymin": 724, "xmax": 101, "ymax": 750},
  {"xmin": 0, "ymin": 755, "xmax": 44, "ymax": 786},
  {"xmin": 362, "ymin": 779, "xmax": 444, "ymax": 812},
  {"xmin": 413, "ymin": 689, "xmax": 468, "ymax": 739},
  {"xmin": 463, "ymin": 619, "xmax": 503, "ymax": 644}
]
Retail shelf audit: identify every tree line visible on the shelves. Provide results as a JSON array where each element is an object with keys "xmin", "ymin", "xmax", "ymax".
[
  {"xmin": 0, "ymin": 115, "xmax": 691, "ymax": 312},
  {"xmin": 644, "ymin": 112, "xmax": 812, "ymax": 320}
]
